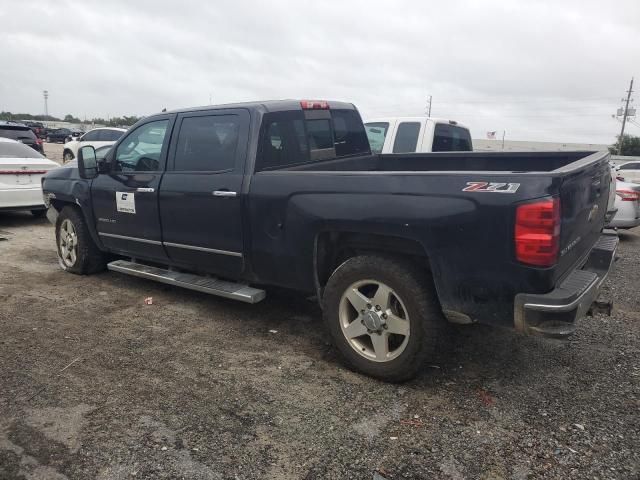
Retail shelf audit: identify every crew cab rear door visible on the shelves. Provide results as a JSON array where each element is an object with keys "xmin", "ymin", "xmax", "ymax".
[
  {"xmin": 158, "ymin": 109, "xmax": 250, "ymax": 277},
  {"xmin": 91, "ymin": 116, "xmax": 173, "ymax": 261}
]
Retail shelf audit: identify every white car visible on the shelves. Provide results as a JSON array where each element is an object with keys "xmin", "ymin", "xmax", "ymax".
[
  {"xmin": 62, "ymin": 127, "xmax": 127, "ymax": 163},
  {"xmin": 608, "ymin": 180, "xmax": 640, "ymax": 229},
  {"xmin": 364, "ymin": 117, "xmax": 472, "ymax": 154},
  {"xmin": 616, "ymin": 161, "xmax": 640, "ymax": 184},
  {"xmin": 0, "ymin": 138, "xmax": 59, "ymax": 217}
]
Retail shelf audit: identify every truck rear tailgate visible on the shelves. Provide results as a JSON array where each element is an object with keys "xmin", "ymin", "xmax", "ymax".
[{"xmin": 555, "ymin": 152, "xmax": 612, "ymax": 281}]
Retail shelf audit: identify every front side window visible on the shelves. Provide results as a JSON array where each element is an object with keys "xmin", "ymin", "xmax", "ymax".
[
  {"xmin": 173, "ymin": 115, "xmax": 240, "ymax": 172},
  {"xmin": 364, "ymin": 122, "xmax": 390, "ymax": 154},
  {"xmin": 393, "ymin": 122, "xmax": 421, "ymax": 153},
  {"xmin": 432, "ymin": 124, "xmax": 472, "ymax": 152},
  {"xmin": 115, "ymin": 120, "xmax": 168, "ymax": 172},
  {"xmin": 81, "ymin": 130, "xmax": 100, "ymax": 142},
  {"xmin": 619, "ymin": 162, "xmax": 640, "ymax": 170}
]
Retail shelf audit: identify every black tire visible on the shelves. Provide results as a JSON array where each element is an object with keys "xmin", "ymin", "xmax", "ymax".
[
  {"xmin": 63, "ymin": 150, "xmax": 74, "ymax": 163},
  {"xmin": 55, "ymin": 206, "xmax": 106, "ymax": 274},
  {"xmin": 46, "ymin": 136, "xmax": 51, "ymax": 143},
  {"xmin": 30, "ymin": 209, "xmax": 47, "ymax": 218},
  {"xmin": 322, "ymin": 255, "xmax": 446, "ymax": 382}
]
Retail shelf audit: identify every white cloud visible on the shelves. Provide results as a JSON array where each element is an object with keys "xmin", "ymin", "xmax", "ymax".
[{"xmin": 0, "ymin": 0, "xmax": 638, "ymax": 143}]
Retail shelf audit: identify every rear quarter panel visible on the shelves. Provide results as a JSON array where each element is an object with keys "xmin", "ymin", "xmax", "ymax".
[{"xmin": 248, "ymin": 170, "xmax": 563, "ymax": 327}]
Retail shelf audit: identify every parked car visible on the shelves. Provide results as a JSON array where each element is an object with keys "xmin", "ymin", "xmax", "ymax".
[
  {"xmin": 42, "ymin": 99, "xmax": 617, "ymax": 381},
  {"xmin": 0, "ymin": 138, "xmax": 59, "ymax": 217},
  {"xmin": 0, "ymin": 121, "xmax": 44, "ymax": 154},
  {"xmin": 46, "ymin": 128, "xmax": 74, "ymax": 144},
  {"xmin": 615, "ymin": 161, "xmax": 640, "ymax": 184},
  {"xmin": 23, "ymin": 121, "xmax": 46, "ymax": 139},
  {"xmin": 69, "ymin": 129, "xmax": 85, "ymax": 141},
  {"xmin": 364, "ymin": 117, "xmax": 472, "ymax": 153},
  {"xmin": 607, "ymin": 181, "xmax": 640, "ymax": 229},
  {"xmin": 62, "ymin": 127, "xmax": 126, "ymax": 163}
]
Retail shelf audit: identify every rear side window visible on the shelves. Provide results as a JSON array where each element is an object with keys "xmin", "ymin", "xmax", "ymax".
[
  {"xmin": 259, "ymin": 112, "xmax": 310, "ymax": 170},
  {"xmin": 392, "ymin": 122, "xmax": 421, "ymax": 153},
  {"xmin": 364, "ymin": 122, "xmax": 390, "ymax": 154},
  {"xmin": 331, "ymin": 109, "xmax": 370, "ymax": 157},
  {"xmin": 174, "ymin": 115, "xmax": 240, "ymax": 172},
  {"xmin": 98, "ymin": 129, "xmax": 124, "ymax": 141},
  {"xmin": 432, "ymin": 124, "xmax": 472, "ymax": 152}
]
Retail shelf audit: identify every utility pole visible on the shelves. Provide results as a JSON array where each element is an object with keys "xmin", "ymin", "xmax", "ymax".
[
  {"xmin": 426, "ymin": 95, "xmax": 432, "ymax": 117},
  {"xmin": 43, "ymin": 90, "xmax": 49, "ymax": 118},
  {"xmin": 617, "ymin": 77, "xmax": 634, "ymax": 155}
]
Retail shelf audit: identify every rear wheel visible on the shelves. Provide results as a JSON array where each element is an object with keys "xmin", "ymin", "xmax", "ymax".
[
  {"xmin": 55, "ymin": 206, "xmax": 106, "ymax": 274},
  {"xmin": 323, "ymin": 255, "xmax": 446, "ymax": 382},
  {"xmin": 46, "ymin": 136, "xmax": 51, "ymax": 143}
]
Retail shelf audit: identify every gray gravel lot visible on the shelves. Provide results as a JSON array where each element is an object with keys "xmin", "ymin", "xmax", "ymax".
[{"xmin": 0, "ymin": 146, "xmax": 638, "ymax": 479}]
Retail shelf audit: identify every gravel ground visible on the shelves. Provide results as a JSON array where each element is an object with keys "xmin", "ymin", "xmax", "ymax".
[{"xmin": 0, "ymin": 148, "xmax": 638, "ymax": 479}]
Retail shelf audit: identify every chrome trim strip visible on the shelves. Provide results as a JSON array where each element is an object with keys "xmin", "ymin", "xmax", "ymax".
[
  {"xmin": 213, "ymin": 190, "xmax": 237, "ymax": 197},
  {"xmin": 98, "ymin": 232, "xmax": 162, "ymax": 245},
  {"xmin": 163, "ymin": 241, "xmax": 243, "ymax": 257}
]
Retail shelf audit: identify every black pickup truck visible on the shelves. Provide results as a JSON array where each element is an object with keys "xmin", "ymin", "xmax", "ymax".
[{"xmin": 42, "ymin": 99, "xmax": 617, "ymax": 381}]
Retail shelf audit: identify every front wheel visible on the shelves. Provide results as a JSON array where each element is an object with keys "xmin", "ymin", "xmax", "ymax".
[
  {"xmin": 55, "ymin": 206, "xmax": 106, "ymax": 274},
  {"xmin": 323, "ymin": 255, "xmax": 446, "ymax": 382},
  {"xmin": 63, "ymin": 150, "xmax": 74, "ymax": 163}
]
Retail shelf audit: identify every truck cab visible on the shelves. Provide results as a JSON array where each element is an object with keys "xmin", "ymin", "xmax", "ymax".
[{"xmin": 364, "ymin": 117, "xmax": 472, "ymax": 154}]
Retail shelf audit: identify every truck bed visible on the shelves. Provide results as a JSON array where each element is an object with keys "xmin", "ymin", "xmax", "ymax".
[{"xmin": 285, "ymin": 151, "xmax": 599, "ymax": 173}]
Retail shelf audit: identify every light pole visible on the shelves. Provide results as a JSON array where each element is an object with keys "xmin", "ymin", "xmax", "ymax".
[{"xmin": 43, "ymin": 90, "xmax": 49, "ymax": 118}]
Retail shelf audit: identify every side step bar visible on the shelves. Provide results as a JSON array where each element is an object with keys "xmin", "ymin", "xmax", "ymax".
[{"xmin": 107, "ymin": 259, "xmax": 266, "ymax": 304}]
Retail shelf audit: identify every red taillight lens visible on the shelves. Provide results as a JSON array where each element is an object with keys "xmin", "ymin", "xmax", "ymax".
[
  {"xmin": 300, "ymin": 100, "xmax": 329, "ymax": 110},
  {"xmin": 616, "ymin": 189, "xmax": 640, "ymax": 201},
  {"xmin": 36, "ymin": 138, "xmax": 43, "ymax": 145},
  {"xmin": 515, "ymin": 197, "xmax": 561, "ymax": 267}
]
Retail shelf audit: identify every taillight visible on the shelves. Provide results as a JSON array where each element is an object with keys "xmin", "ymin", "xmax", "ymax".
[
  {"xmin": 616, "ymin": 189, "xmax": 640, "ymax": 202},
  {"xmin": 515, "ymin": 197, "xmax": 561, "ymax": 267},
  {"xmin": 300, "ymin": 100, "xmax": 329, "ymax": 110},
  {"xmin": 36, "ymin": 138, "xmax": 43, "ymax": 145}
]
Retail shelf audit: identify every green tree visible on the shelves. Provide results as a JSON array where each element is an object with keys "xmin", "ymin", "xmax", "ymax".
[
  {"xmin": 63, "ymin": 114, "xmax": 81, "ymax": 123},
  {"xmin": 609, "ymin": 134, "xmax": 640, "ymax": 156}
]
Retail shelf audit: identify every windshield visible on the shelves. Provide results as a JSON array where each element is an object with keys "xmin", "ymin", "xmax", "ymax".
[{"xmin": 364, "ymin": 122, "xmax": 390, "ymax": 153}]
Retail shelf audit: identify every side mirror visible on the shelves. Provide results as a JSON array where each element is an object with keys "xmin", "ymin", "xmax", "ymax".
[{"xmin": 77, "ymin": 145, "xmax": 98, "ymax": 179}]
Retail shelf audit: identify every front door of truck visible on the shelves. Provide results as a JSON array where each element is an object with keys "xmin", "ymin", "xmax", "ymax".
[
  {"xmin": 159, "ymin": 109, "xmax": 249, "ymax": 278},
  {"xmin": 91, "ymin": 116, "xmax": 173, "ymax": 261}
]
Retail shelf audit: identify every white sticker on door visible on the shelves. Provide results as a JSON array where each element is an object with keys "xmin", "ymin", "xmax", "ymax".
[{"xmin": 116, "ymin": 191, "xmax": 136, "ymax": 214}]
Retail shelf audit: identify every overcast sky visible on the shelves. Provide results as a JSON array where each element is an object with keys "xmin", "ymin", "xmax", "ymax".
[{"xmin": 1, "ymin": 0, "xmax": 638, "ymax": 143}]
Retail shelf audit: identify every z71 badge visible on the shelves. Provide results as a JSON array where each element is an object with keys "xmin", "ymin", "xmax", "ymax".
[{"xmin": 462, "ymin": 182, "xmax": 520, "ymax": 193}]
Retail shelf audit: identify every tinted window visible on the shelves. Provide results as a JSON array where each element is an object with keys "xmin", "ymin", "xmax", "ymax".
[
  {"xmin": 174, "ymin": 115, "xmax": 240, "ymax": 172},
  {"xmin": 258, "ymin": 112, "xmax": 309, "ymax": 170},
  {"xmin": 0, "ymin": 127, "xmax": 36, "ymax": 141},
  {"xmin": 81, "ymin": 130, "xmax": 100, "ymax": 141},
  {"xmin": 306, "ymin": 119, "xmax": 333, "ymax": 150},
  {"xmin": 432, "ymin": 124, "xmax": 472, "ymax": 152},
  {"xmin": 105, "ymin": 129, "xmax": 124, "ymax": 141},
  {"xmin": 364, "ymin": 122, "xmax": 390, "ymax": 153},
  {"xmin": 392, "ymin": 122, "xmax": 421, "ymax": 153},
  {"xmin": 115, "ymin": 120, "xmax": 168, "ymax": 172},
  {"xmin": 619, "ymin": 162, "xmax": 640, "ymax": 170},
  {"xmin": 0, "ymin": 140, "xmax": 43, "ymax": 158},
  {"xmin": 331, "ymin": 109, "xmax": 370, "ymax": 157}
]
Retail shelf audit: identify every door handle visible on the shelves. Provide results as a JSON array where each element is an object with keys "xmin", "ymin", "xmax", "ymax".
[
  {"xmin": 213, "ymin": 190, "xmax": 237, "ymax": 197},
  {"xmin": 136, "ymin": 187, "xmax": 155, "ymax": 193}
]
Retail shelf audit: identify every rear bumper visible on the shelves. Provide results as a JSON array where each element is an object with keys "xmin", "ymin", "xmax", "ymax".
[
  {"xmin": 514, "ymin": 231, "xmax": 618, "ymax": 338},
  {"xmin": 0, "ymin": 188, "xmax": 45, "ymax": 210}
]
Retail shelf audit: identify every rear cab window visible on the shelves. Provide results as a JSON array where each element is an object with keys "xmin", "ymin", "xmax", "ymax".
[
  {"xmin": 257, "ymin": 105, "xmax": 370, "ymax": 171},
  {"xmin": 432, "ymin": 123, "xmax": 472, "ymax": 152}
]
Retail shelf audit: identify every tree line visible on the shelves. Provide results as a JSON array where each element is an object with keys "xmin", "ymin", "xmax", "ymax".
[{"xmin": 0, "ymin": 111, "xmax": 141, "ymax": 127}]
